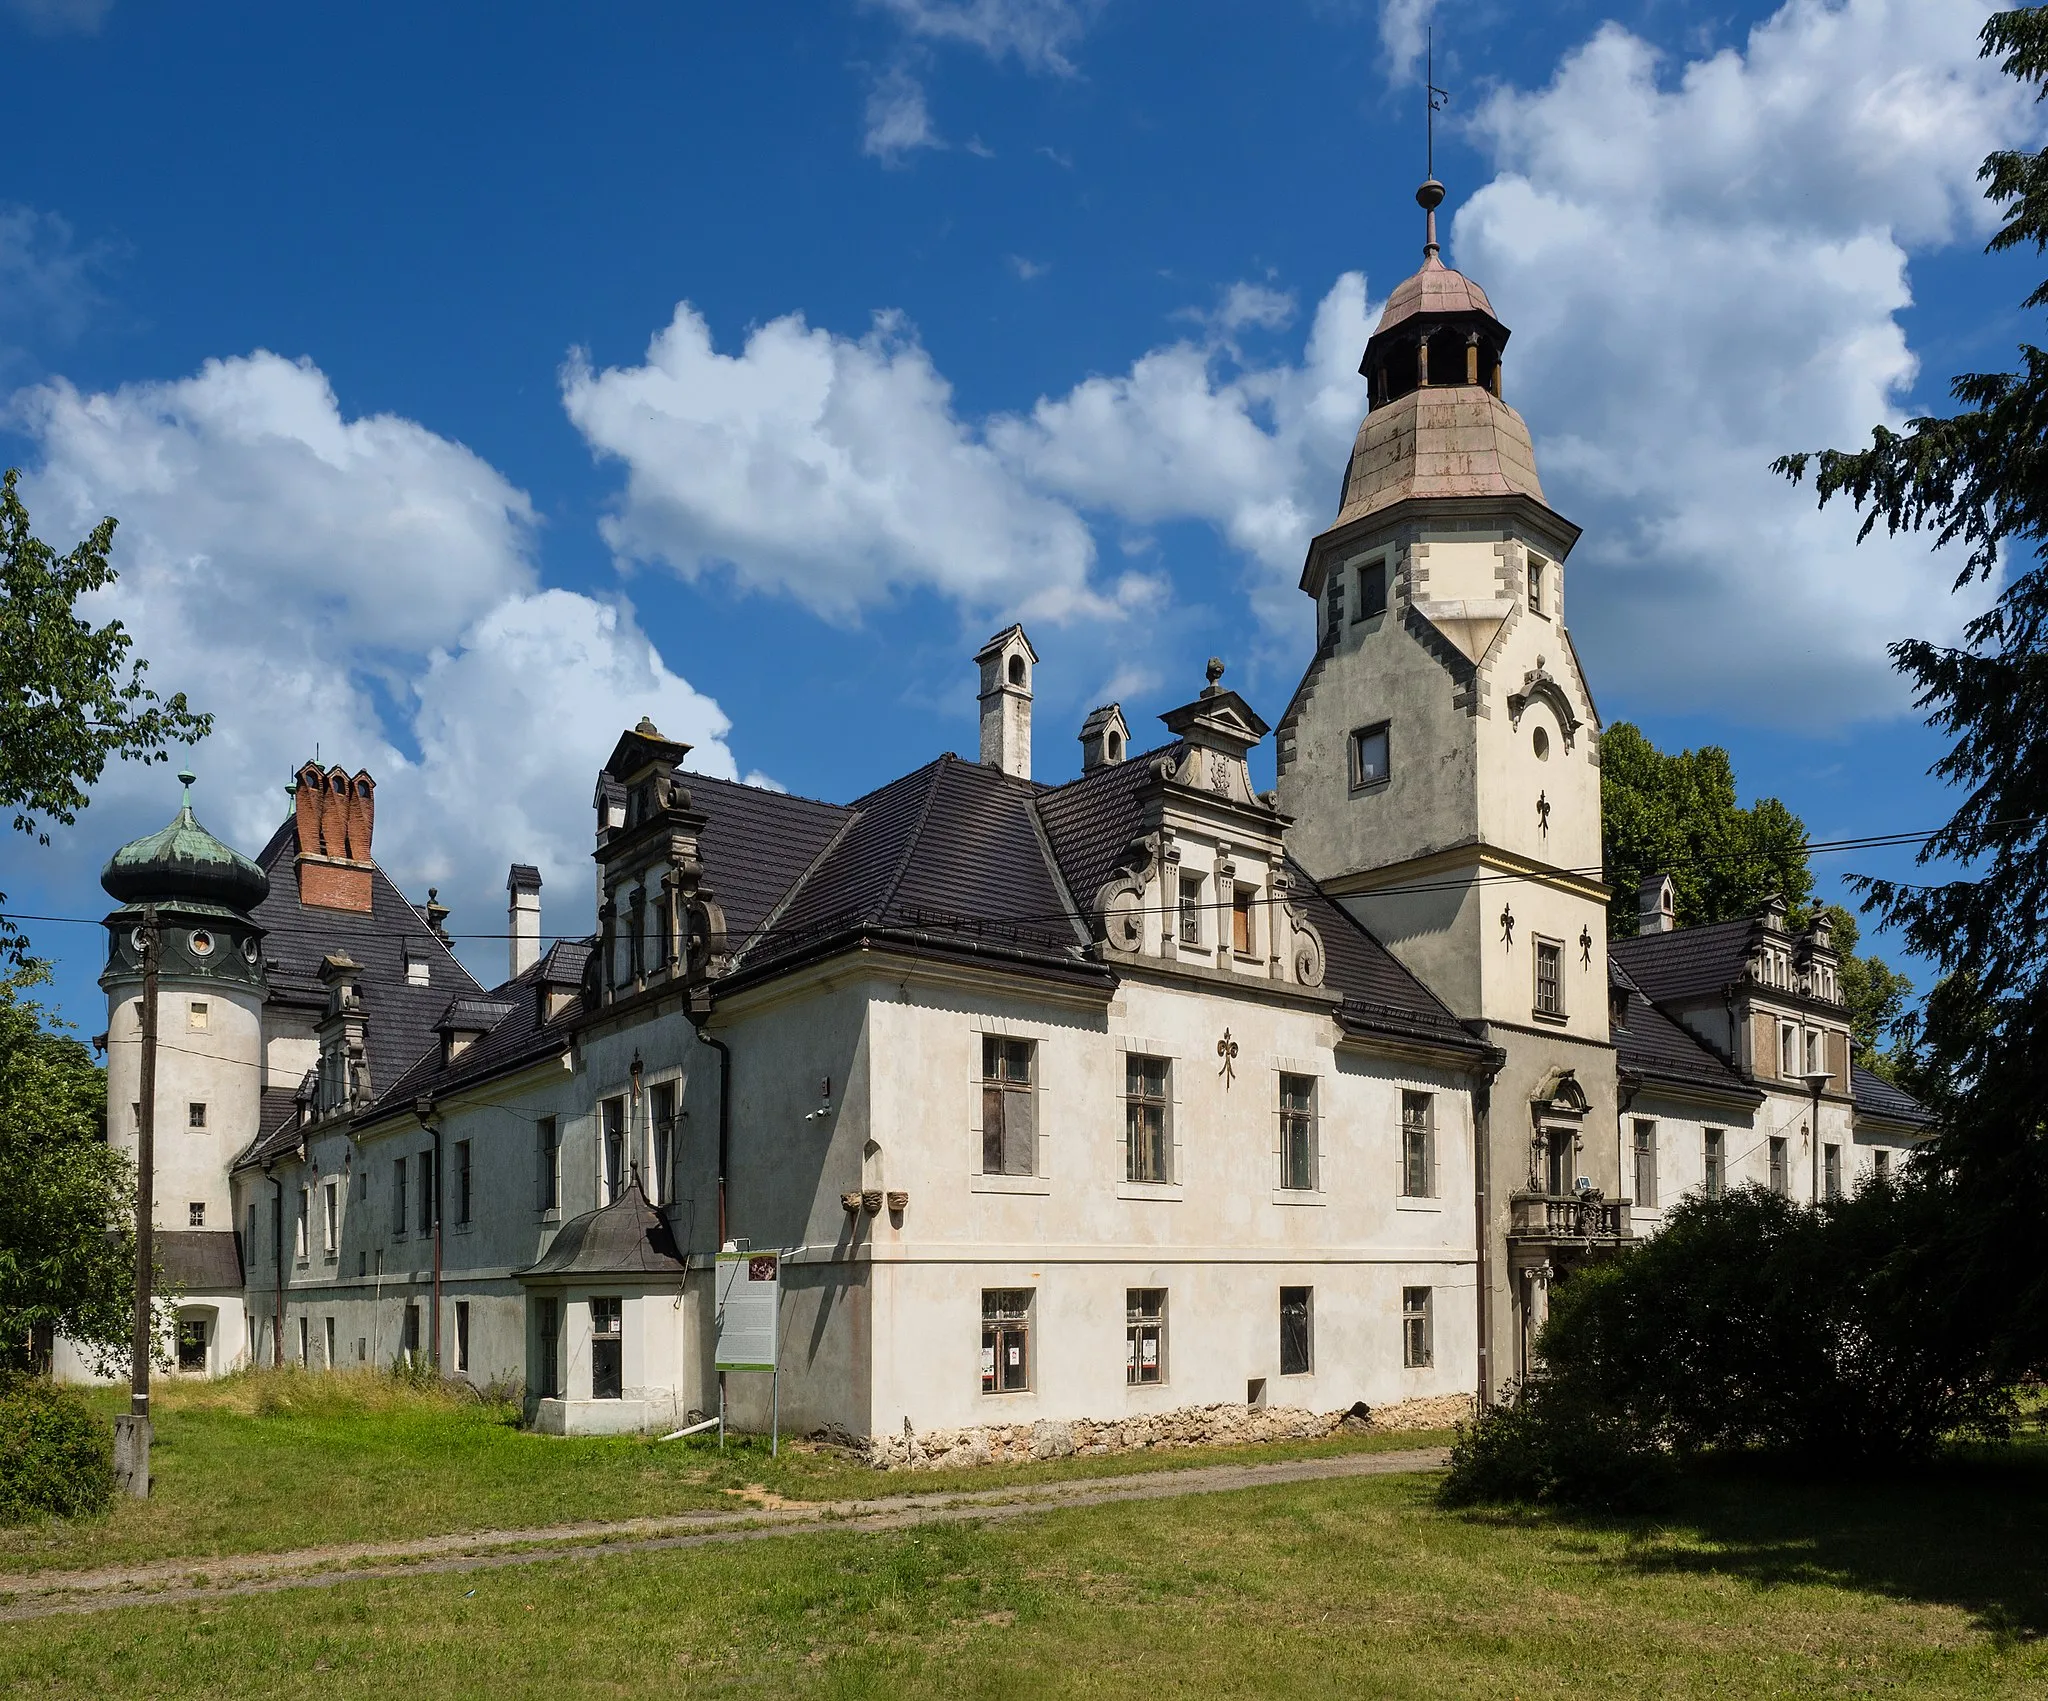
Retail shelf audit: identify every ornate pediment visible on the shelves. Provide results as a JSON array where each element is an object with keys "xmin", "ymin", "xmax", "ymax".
[{"xmin": 1506, "ymin": 658, "xmax": 1583, "ymax": 749}]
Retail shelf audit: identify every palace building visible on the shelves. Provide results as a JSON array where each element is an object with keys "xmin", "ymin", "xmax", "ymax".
[{"xmin": 73, "ymin": 176, "xmax": 1930, "ymax": 1443}]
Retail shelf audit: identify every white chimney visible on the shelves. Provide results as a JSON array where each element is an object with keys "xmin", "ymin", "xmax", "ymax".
[
  {"xmin": 508, "ymin": 863, "xmax": 543, "ymax": 977},
  {"xmin": 1637, "ymin": 872, "xmax": 1676, "ymax": 935},
  {"xmin": 975, "ymin": 625, "xmax": 1037, "ymax": 780}
]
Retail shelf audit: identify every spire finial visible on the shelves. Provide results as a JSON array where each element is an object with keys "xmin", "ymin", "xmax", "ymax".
[
  {"xmin": 177, "ymin": 769, "xmax": 197, "ymax": 810},
  {"xmin": 1421, "ymin": 26, "xmax": 1450, "ymax": 260}
]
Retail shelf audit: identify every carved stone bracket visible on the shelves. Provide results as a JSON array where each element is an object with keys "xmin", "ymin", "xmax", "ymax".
[{"xmin": 1094, "ymin": 836, "xmax": 1156, "ymax": 953}]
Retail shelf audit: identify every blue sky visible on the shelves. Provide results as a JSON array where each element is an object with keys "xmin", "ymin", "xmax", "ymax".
[{"xmin": 1, "ymin": 0, "xmax": 2038, "ymax": 1027}]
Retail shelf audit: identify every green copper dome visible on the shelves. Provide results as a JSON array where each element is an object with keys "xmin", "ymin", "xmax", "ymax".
[{"xmin": 101, "ymin": 772, "xmax": 269, "ymax": 913}]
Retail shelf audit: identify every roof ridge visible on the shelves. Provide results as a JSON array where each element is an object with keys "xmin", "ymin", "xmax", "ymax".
[
  {"xmin": 1024, "ymin": 789, "xmax": 1093, "ymax": 949},
  {"xmin": 875, "ymin": 755, "xmax": 954, "ymax": 925}
]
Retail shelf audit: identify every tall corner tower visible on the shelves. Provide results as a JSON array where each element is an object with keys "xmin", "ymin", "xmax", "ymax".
[
  {"xmin": 1272, "ymin": 175, "xmax": 1619, "ymax": 1390},
  {"xmin": 99, "ymin": 771, "xmax": 269, "ymax": 1373}
]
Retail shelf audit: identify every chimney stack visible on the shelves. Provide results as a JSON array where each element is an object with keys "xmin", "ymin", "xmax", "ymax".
[
  {"xmin": 1079, "ymin": 703, "xmax": 1130, "ymax": 771},
  {"xmin": 292, "ymin": 760, "xmax": 376, "ymax": 912},
  {"xmin": 508, "ymin": 864, "xmax": 543, "ymax": 978},
  {"xmin": 1637, "ymin": 872, "xmax": 1676, "ymax": 935},
  {"xmin": 975, "ymin": 625, "xmax": 1037, "ymax": 781}
]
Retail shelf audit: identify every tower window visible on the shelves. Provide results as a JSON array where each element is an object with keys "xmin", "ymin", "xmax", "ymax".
[
  {"xmin": 1349, "ymin": 723, "xmax": 1390, "ymax": 790},
  {"xmin": 1354, "ymin": 558, "xmax": 1388, "ymax": 621},
  {"xmin": 1007, "ymin": 653, "xmax": 1026, "ymax": 686},
  {"xmin": 1534, "ymin": 940, "xmax": 1564, "ymax": 1017},
  {"xmin": 1528, "ymin": 557, "xmax": 1548, "ymax": 615},
  {"xmin": 188, "ymin": 1102, "xmax": 207, "ymax": 1129},
  {"xmin": 188, "ymin": 1001, "xmax": 208, "ymax": 1032},
  {"xmin": 188, "ymin": 1201, "xmax": 205, "ymax": 1227}
]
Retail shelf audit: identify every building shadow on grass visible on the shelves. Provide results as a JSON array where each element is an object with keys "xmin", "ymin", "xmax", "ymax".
[{"xmin": 1473, "ymin": 1441, "xmax": 2048, "ymax": 1646}]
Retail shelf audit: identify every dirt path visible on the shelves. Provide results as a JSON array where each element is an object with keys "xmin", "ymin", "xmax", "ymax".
[{"xmin": 0, "ymin": 1446, "xmax": 1447, "ymax": 1623}]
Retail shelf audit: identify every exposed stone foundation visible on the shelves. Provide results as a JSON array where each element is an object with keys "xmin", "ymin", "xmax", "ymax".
[{"xmin": 861, "ymin": 1394, "xmax": 1472, "ymax": 1471}]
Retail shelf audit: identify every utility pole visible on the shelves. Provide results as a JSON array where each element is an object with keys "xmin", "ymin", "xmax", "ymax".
[{"xmin": 116, "ymin": 904, "xmax": 159, "ymax": 1498}]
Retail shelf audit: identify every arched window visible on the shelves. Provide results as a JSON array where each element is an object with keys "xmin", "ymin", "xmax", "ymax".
[{"xmin": 1007, "ymin": 654, "xmax": 1026, "ymax": 686}]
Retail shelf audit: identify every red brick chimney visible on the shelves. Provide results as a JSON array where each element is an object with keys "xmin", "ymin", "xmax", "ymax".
[{"xmin": 293, "ymin": 760, "xmax": 377, "ymax": 912}]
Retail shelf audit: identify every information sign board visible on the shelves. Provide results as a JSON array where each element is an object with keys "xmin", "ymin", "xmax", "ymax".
[{"xmin": 714, "ymin": 1250, "xmax": 780, "ymax": 1372}]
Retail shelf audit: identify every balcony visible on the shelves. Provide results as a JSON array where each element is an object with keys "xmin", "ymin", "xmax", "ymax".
[{"xmin": 1508, "ymin": 1190, "xmax": 1630, "ymax": 1248}]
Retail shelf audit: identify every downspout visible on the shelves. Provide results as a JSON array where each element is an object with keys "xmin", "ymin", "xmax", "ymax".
[
  {"xmin": 1470, "ymin": 1041, "xmax": 1507, "ymax": 1409},
  {"xmin": 691, "ymin": 1023, "xmax": 732, "ymax": 1246},
  {"xmin": 268, "ymin": 1167, "xmax": 284, "ymax": 1368}
]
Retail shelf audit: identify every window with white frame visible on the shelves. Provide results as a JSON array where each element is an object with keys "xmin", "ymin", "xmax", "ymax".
[
  {"xmin": 1534, "ymin": 939, "xmax": 1564, "ymax": 1017},
  {"xmin": 1805, "ymin": 1029, "xmax": 1822, "ymax": 1075},
  {"xmin": 1401, "ymin": 1091, "xmax": 1435, "ymax": 1197},
  {"xmin": 601, "ymin": 1097, "xmax": 626, "ymax": 1203},
  {"xmin": 1527, "ymin": 557, "xmax": 1547, "ymax": 615},
  {"xmin": 1633, "ymin": 1120, "xmax": 1658, "ymax": 1207},
  {"xmin": 1350, "ymin": 723, "xmax": 1390, "ymax": 789},
  {"xmin": 981, "ymin": 1289, "xmax": 1032, "ymax": 1393},
  {"xmin": 981, "ymin": 1037, "xmax": 1036, "ymax": 1176},
  {"xmin": 1124, "ymin": 1056, "xmax": 1172, "ymax": 1183},
  {"xmin": 648, "ymin": 1081, "xmax": 677, "ymax": 1205},
  {"xmin": 188, "ymin": 1201, "xmax": 205, "ymax": 1227},
  {"xmin": 1780, "ymin": 1022, "xmax": 1799, "ymax": 1078},
  {"xmin": 1278, "ymin": 1074, "xmax": 1318, "ymax": 1191},
  {"xmin": 1402, "ymin": 1286, "xmax": 1433, "ymax": 1367},
  {"xmin": 1126, "ymin": 1288, "xmax": 1166, "ymax": 1385},
  {"xmin": 1177, "ymin": 875, "xmax": 1204, "ymax": 947}
]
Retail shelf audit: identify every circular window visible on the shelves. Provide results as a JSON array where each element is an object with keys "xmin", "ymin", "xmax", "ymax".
[
  {"xmin": 189, "ymin": 929, "xmax": 215, "ymax": 957},
  {"xmin": 1532, "ymin": 726, "xmax": 1550, "ymax": 760},
  {"xmin": 241, "ymin": 936, "xmax": 260, "ymax": 965},
  {"xmin": 128, "ymin": 926, "xmax": 148, "ymax": 957}
]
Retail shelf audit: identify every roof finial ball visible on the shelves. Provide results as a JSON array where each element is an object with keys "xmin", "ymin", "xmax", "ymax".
[
  {"xmin": 1203, "ymin": 656, "xmax": 1226, "ymax": 697},
  {"xmin": 1417, "ymin": 177, "xmax": 1446, "ymax": 262}
]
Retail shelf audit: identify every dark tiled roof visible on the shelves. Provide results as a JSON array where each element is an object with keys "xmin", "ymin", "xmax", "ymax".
[
  {"xmin": 517, "ymin": 1181, "xmax": 685, "ymax": 1280},
  {"xmin": 1034, "ymin": 742, "xmax": 1185, "ymax": 913},
  {"xmin": 158, "ymin": 1229, "xmax": 243, "ymax": 1293},
  {"xmin": 686, "ymin": 773, "xmax": 851, "ymax": 949},
  {"xmin": 247, "ymin": 816, "xmax": 483, "ymax": 1108},
  {"xmin": 1610, "ymin": 960, "xmax": 1758, "ymax": 1100},
  {"xmin": 1611, "ymin": 917, "xmax": 1756, "ymax": 1005},
  {"xmin": 1852, "ymin": 1062, "xmax": 1934, "ymax": 1129},
  {"xmin": 745, "ymin": 755, "xmax": 1088, "ymax": 969}
]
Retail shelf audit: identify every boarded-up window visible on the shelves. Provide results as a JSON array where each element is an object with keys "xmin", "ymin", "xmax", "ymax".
[{"xmin": 1231, "ymin": 886, "xmax": 1254, "ymax": 955}]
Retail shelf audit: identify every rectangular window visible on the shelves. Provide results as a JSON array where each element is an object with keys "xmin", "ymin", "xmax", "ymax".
[
  {"xmin": 648, "ymin": 1082, "xmax": 677, "ymax": 1206},
  {"xmin": 418, "ymin": 1150, "xmax": 435, "ymax": 1236},
  {"xmin": 1546, "ymin": 1129, "xmax": 1574, "ymax": 1197},
  {"xmin": 1875, "ymin": 1147, "xmax": 1892, "ymax": 1182},
  {"xmin": 295, "ymin": 1187, "xmax": 309, "ymax": 1260},
  {"xmin": 402, "ymin": 1301, "xmax": 421, "ymax": 1362},
  {"xmin": 601, "ymin": 1097, "xmax": 626, "ymax": 1204},
  {"xmin": 1780, "ymin": 1023, "xmax": 1798, "ymax": 1078},
  {"xmin": 324, "ymin": 1316, "xmax": 335, "ymax": 1369},
  {"xmin": 322, "ymin": 1179, "xmax": 338, "ymax": 1255},
  {"xmin": 536, "ymin": 1297, "xmax": 560, "ymax": 1399},
  {"xmin": 1349, "ymin": 723, "xmax": 1390, "ymax": 789},
  {"xmin": 1823, "ymin": 1144, "xmax": 1842, "ymax": 1201},
  {"xmin": 981, "ymin": 1289, "xmax": 1032, "ymax": 1394},
  {"xmin": 1355, "ymin": 557, "xmax": 1388, "ymax": 621},
  {"xmin": 1805, "ymin": 1029, "xmax": 1821, "ymax": 1075},
  {"xmin": 1534, "ymin": 940, "xmax": 1564, "ymax": 1017},
  {"xmin": 1402, "ymin": 1286, "xmax": 1433, "ymax": 1368},
  {"xmin": 1704, "ymin": 1129, "xmax": 1725, "ymax": 1199},
  {"xmin": 1768, "ymin": 1136, "xmax": 1789, "ymax": 1197},
  {"xmin": 1527, "ymin": 557, "xmax": 1546, "ymax": 615},
  {"xmin": 591, "ymin": 1297, "xmax": 623, "ymax": 1399},
  {"xmin": 176, "ymin": 1318, "xmax": 207, "ymax": 1373},
  {"xmin": 981, "ymin": 1036, "xmax": 1036, "ymax": 1176},
  {"xmin": 1124, "ymin": 1055, "xmax": 1172, "ymax": 1183},
  {"xmin": 537, "ymin": 1116, "xmax": 561, "ymax": 1212},
  {"xmin": 1279, "ymin": 1074, "xmax": 1318, "ymax": 1191},
  {"xmin": 454, "ymin": 1300, "xmax": 471, "ymax": 1375},
  {"xmin": 188, "ymin": 1000, "xmax": 208, "ymax": 1032},
  {"xmin": 1633, "ymin": 1120, "xmax": 1658, "ymax": 1208},
  {"xmin": 1231, "ymin": 884, "xmax": 1254, "ymax": 956},
  {"xmin": 455, "ymin": 1139, "xmax": 472, "ymax": 1226},
  {"xmin": 1401, "ymin": 1091, "xmax": 1435, "ymax": 1198},
  {"xmin": 1125, "ymin": 1288, "xmax": 1166, "ymax": 1386},
  {"xmin": 188, "ymin": 1201, "xmax": 205, "ymax": 1227},
  {"xmin": 1177, "ymin": 875, "xmax": 1203, "ymax": 947},
  {"xmin": 246, "ymin": 1201, "xmax": 256, "ymax": 1258},
  {"xmin": 394, "ymin": 1156, "xmax": 409, "ymax": 1238},
  {"xmin": 188, "ymin": 1101, "xmax": 207, "ymax": 1130},
  {"xmin": 298, "ymin": 1316, "xmax": 309, "ymax": 1366},
  {"xmin": 1280, "ymin": 1286, "xmax": 1314, "ymax": 1376}
]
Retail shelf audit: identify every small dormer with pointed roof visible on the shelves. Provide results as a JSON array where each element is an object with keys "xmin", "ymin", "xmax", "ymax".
[{"xmin": 1078, "ymin": 702, "xmax": 1130, "ymax": 771}]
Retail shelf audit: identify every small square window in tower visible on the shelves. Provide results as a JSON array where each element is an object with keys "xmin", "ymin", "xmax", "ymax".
[
  {"xmin": 981, "ymin": 1289, "xmax": 1032, "ymax": 1393},
  {"xmin": 1527, "ymin": 557, "xmax": 1547, "ymax": 616},
  {"xmin": 981, "ymin": 1037, "xmax": 1036, "ymax": 1176},
  {"xmin": 1349, "ymin": 724, "xmax": 1390, "ymax": 790},
  {"xmin": 1534, "ymin": 940, "xmax": 1564, "ymax": 1017},
  {"xmin": 1354, "ymin": 557, "xmax": 1388, "ymax": 621},
  {"xmin": 591, "ymin": 1297, "xmax": 623, "ymax": 1399}
]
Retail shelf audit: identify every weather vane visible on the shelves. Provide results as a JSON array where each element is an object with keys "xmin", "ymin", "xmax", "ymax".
[{"xmin": 1426, "ymin": 26, "xmax": 1449, "ymax": 182}]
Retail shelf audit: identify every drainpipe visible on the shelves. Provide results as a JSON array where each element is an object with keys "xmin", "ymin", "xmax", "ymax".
[
  {"xmin": 691, "ymin": 1022, "xmax": 732, "ymax": 1246},
  {"xmin": 1470, "ymin": 1040, "xmax": 1507, "ymax": 1409},
  {"xmin": 417, "ymin": 1097, "xmax": 442, "ymax": 1372},
  {"xmin": 268, "ymin": 1167, "xmax": 284, "ymax": 1367}
]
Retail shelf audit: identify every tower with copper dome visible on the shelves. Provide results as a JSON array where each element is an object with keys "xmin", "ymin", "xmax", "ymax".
[{"xmin": 1275, "ymin": 176, "xmax": 1620, "ymax": 1390}]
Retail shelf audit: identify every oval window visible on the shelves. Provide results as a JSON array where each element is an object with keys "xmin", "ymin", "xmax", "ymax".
[
  {"xmin": 241, "ymin": 936, "xmax": 260, "ymax": 965},
  {"xmin": 189, "ymin": 929, "xmax": 215, "ymax": 957},
  {"xmin": 1532, "ymin": 726, "xmax": 1550, "ymax": 760}
]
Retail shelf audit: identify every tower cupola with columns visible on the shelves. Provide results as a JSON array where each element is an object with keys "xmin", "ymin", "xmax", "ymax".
[{"xmin": 1272, "ymin": 173, "xmax": 1621, "ymax": 1393}]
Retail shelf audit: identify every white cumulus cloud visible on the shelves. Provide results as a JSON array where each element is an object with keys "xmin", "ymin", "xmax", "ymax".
[
  {"xmin": 863, "ymin": 65, "xmax": 941, "ymax": 163},
  {"xmin": 868, "ymin": 0, "xmax": 1104, "ymax": 74},
  {"xmin": 9, "ymin": 351, "xmax": 737, "ymax": 981}
]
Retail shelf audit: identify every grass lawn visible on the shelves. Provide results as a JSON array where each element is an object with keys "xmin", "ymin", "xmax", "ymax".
[
  {"xmin": 4, "ymin": 1444, "xmax": 2048, "ymax": 1698},
  {"xmin": 0, "ymin": 1371, "xmax": 1448, "ymax": 1577}
]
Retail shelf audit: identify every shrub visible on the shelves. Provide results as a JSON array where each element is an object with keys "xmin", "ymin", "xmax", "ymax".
[
  {"xmin": 1438, "ymin": 1377, "xmax": 1673, "ymax": 1513},
  {"xmin": 0, "ymin": 1375, "xmax": 114, "ymax": 1523}
]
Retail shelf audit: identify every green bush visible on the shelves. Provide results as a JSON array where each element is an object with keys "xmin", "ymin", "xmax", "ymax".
[
  {"xmin": 0, "ymin": 1375, "xmax": 114, "ymax": 1523},
  {"xmin": 1438, "ymin": 1377, "xmax": 1674, "ymax": 1512}
]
